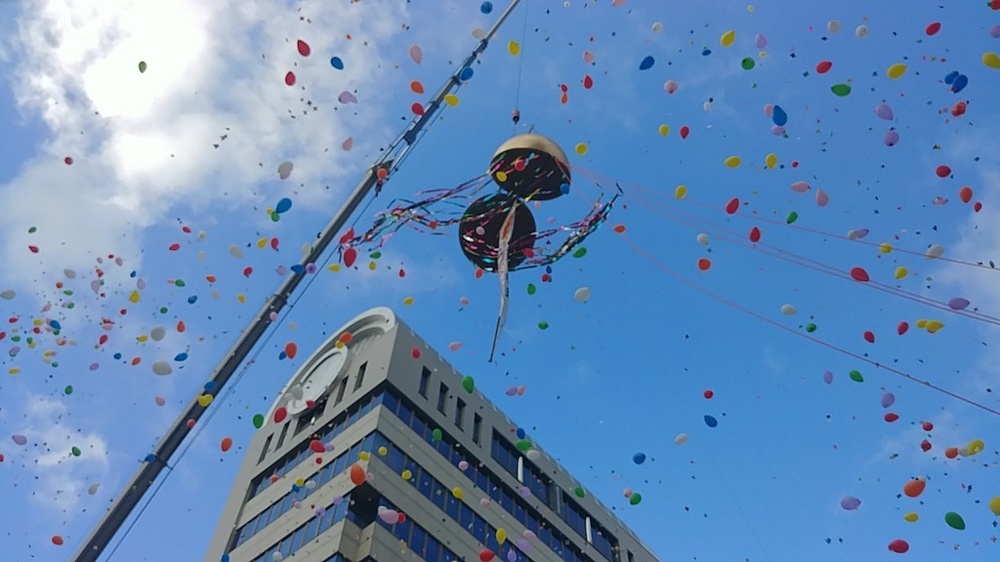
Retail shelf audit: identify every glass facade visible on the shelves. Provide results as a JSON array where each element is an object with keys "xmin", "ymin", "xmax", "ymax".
[
  {"xmin": 244, "ymin": 493, "xmax": 352, "ymax": 562},
  {"xmin": 375, "ymin": 497, "xmax": 461, "ymax": 562}
]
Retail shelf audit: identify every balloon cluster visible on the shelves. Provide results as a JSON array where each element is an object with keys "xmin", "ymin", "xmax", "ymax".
[{"xmin": 458, "ymin": 134, "xmax": 572, "ymax": 271}]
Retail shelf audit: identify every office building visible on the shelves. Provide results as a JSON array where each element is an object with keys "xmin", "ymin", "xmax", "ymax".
[{"xmin": 205, "ymin": 307, "xmax": 659, "ymax": 562}]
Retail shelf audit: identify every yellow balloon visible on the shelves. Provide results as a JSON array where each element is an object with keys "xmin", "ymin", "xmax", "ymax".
[
  {"xmin": 137, "ymin": 334, "xmax": 148, "ymax": 343},
  {"xmin": 257, "ymin": 238, "xmax": 267, "ymax": 248},
  {"xmin": 401, "ymin": 469, "xmax": 412, "ymax": 480},
  {"xmin": 368, "ymin": 261, "xmax": 376, "ymax": 270},
  {"xmin": 915, "ymin": 319, "xmax": 927, "ymax": 328},
  {"xmin": 983, "ymin": 52, "xmax": 1000, "ymax": 69},
  {"xmin": 444, "ymin": 94, "xmax": 459, "ymax": 106},
  {"xmin": 329, "ymin": 264, "xmax": 341, "ymax": 272},
  {"xmin": 508, "ymin": 40, "xmax": 521, "ymax": 56},
  {"xmin": 926, "ymin": 320, "xmax": 944, "ymax": 333},
  {"xmin": 675, "ymin": 185, "xmax": 687, "ymax": 199},
  {"xmin": 887, "ymin": 63, "xmax": 907, "ymax": 79},
  {"xmin": 968, "ymin": 439, "xmax": 985, "ymax": 455},
  {"xmin": 237, "ymin": 293, "xmax": 247, "ymax": 303},
  {"xmin": 904, "ymin": 512, "xmax": 918, "ymax": 523},
  {"xmin": 575, "ymin": 143, "xmax": 588, "ymax": 156},
  {"xmin": 8, "ymin": 367, "xmax": 19, "ymax": 375},
  {"xmin": 296, "ymin": 478, "xmax": 305, "ymax": 487},
  {"xmin": 658, "ymin": 124, "xmax": 669, "ymax": 136},
  {"xmin": 496, "ymin": 170, "xmax": 507, "ymax": 182},
  {"xmin": 197, "ymin": 394, "xmax": 213, "ymax": 407},
  {"xmin": 452, "ymin": 486, "xmax": 464, "ymax": 499},
  {"xmin": 989, "ymin": 497, "xmax": 1000, "ymax": 516},
  {"xmin": 496, "ymin": 528, "xmax": 507, "ymax": 544},
  {"xmin": 720, "ymin": 30, "xmax": 736, "ymax": 47},
  {"xmin": 879, "ymin": 243, "xmax": 893, "ymax": 254},
  {"xmin": 129, "ymin": 290, "xmax": 141, "ymax": 303},
  {"xmin": 724, "ymin": 156, "xmax": 741, "ymax": 168},
  {"xmin": 378, "ymin": 446, "xmax": 388, "ymax": 456},
  {"xmin": 358, "ymin": 451, "xmax": 370, "ymax": 461},
  {"xmin": 894, "ymin": 266, "xmax": 907, "ymax": 280},
  {"xmin": 403, "ymin": 296, "xmax": 415, "ymax": 306},
  {"xmin": 765, "ymin": 153, "xmax": 777, "ymax": 169}
]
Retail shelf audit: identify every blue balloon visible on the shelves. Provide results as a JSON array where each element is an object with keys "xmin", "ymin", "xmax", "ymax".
[
  {"xmin": 771, "ymin": 105, "xmax": 788, "ymax": 126},
  {"xmin": 187, "ymin": 295, "xmax": 198, "ymax": 304},
  {"xmin": 560, "ymin": 183, "xmax": 570, "ymax": 194},
  {"xmin": 704, "ymin": 415, "xmax": 718, "ymax": 428},
  {"xmin": 290, "ymin": 264, "xmax": 304, "ymax": 274},
  {"xmin": 639, "ymin": 55, "xmax": 655, "ymax": 70},
  {"xmin": 204, "ymin": 381, "xmax": 215, "ymax": 391},
  {"xmin": 145, "ymin": 453, "xmax": 156, "ymax": 462},
  {"xmin": 50, "ymin": 319, "xmax": 61, "ymax": 330},
  {"xmin": 175, "ymin": 352, "xmax": 189, "ymax": 362},
  {"xmin": 460, "ymin": 67, "xmax": 474, "ymax": 81},
  {"xmin": 632, "ymin": 453, "xmax": 646, "ymax": 465},
  {"xmin": 222, "ymin": 555, "xmax": 230, "ymax": 562},
  {"xmin": 330, "ymin": 57, "xmax": 344, "ymax": 70},
  {"xmin": 516, "ymin": 427, "xmax": 526, "ymax": 439},
  {"xmin": 944, "ymin": 70, "xmax": 959, "ymax": 85},
  {"xmin": 279, "ymin": 351, "xmax": 287, "ymax": 360},
  {"xmin": 480, "ymin": 1, "xmax": 493, "ymax": 14},
  {"xmin": 951, "ymin": 74, "xmax": 968, "ymax": 93},
  {"xmin": 701, "ymin": 49, "xmax": 712, "ymax": 56},
  {"xmin": 276, "ymin": 197, "xmax": 292, "ymax": 214},
  {"xmin": 113, "ymin": 352, "xmax": 122, "ymax": 360}
]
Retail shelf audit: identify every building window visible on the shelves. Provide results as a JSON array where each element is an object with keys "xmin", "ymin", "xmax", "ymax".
[
  {"xmin": 276, "ymin": 421, "xmax": 290, "ymax": 450},
  {"xmin": 627, "ymin": 550, "xmax": 634, "ymax": 562},
  {"xmin": 354, "ymin": 362, "xmax": 367, "ymax": 391},
  {"xmin": 454, "ymin": 399, "xmax": 466, "ymax": 430},
  {"xmin": 419, "ymin": 367, "xmax": 431, "ymax": 398},
  {"xmin": 472, "ymin": 414, "xmax": 482, "ymax": 444},
  {"xmin": 335, "ymin": 376, "xmax": 348, "ymax": 405},
  {"xmin": 258, "ymin": 434, "xmax": 273, "ymax": 465},
  {"xmin": 437, "ymin": 383, "xmax": 448, "ymax": 414}
]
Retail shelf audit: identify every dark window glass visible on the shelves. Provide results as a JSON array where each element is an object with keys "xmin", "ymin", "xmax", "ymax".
[
  {"xmin": 476, "ymin": 470, "xmax": 489, "ymax": 491},
  {"xmin": 419, "ymin": 367, "xmax": 431, "ymax": 397},
  {"xmin": 383, "ymin": 391, "xmax": 399, "ymax": 414},
  {"xmin": 473, "ymin": 414, "xmax": 483, "ymax": 445},
  {"xmin": 411, "ymin": 413, "xmax": 426, "ymax": 438},
  {"xmin": 258, "ymin": 434, "xmax": 273, "ymax": 465},
  {"xmin": 455, "ymin": 398, "xmax": 465, "ymax": 429},
  {"xmin": 446, "ymin": 493, "xmax": 460, "ymax": 519},
  {"xmin": 354, "ymin": 362, "xmax": 367, "ymax": 391},
  {"xmin": 432, "ymin": 481, "xmax": 447, "ymax": 510},
  {"xmin": 397, "ymin": 401, "xmax": 413, "ymax": 426},
  {"xmin": 473, "ymin": 515, "xmax": 487, "ymax": 542},
  {"xmin": 276, "ymin": 422, "xmax": 290, "ymax": 450},
  {"xmin": 458, "ymin": 502, "xmax": 474, "ymax": 527},
  {"xmin": 388, "ymin": 446, "xmax": 404, "ymax": 472},
  {"xmin": 335, "ymin": 377, "xmax": 348, "ymax": 404},
  {"xmin": 410, "ymin": 525, "xmax": 427, "ymax": 556},
  {"xmin": 425, "ymin": 539, "xmax": 441, "ymax": 562},
  {"xmin": 418, "ymin": 467, "xmax": 433, "ymax": 497},
  {"xmin": 437, "ymin": 382, "xmax": 448, "ymax": 414}
]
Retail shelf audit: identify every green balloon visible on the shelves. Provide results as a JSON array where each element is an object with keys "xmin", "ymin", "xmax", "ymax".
[
  {"xmin": 370, "ymin": 251, "xmax": 382, "ymax": 259},
  {"xmin": 252, "ymin": 414, "xmax": 265, "ymax": 429},
  {"xmin": 461, "ymin": 376, "xmax": 475, "ymax": 394},
  {"xmin": 526, "ymin": 283, "xmax": 536, "ymax": 295},
  {"xmin": 574, "ymin": 486, "xmax": 586, "ymax": 498},
  {"xmin": 271, "ymin": 211, "xmax": 281, "ymax": 222},
  {"xmin": 572, "ymin": 247, "xmax": 587, "ymax": 258},
  {"xmin": 629, "ymin": 492, "xmax": 642, "ymax": 505},
  {"xmin": 944, "ymin": 512, "xmax": 965, "ymax": 530},
  {"xmin": 71, "ymin": 446, "xmax": 81, "ymax": 457},
  {"xmin": 786, "ymin": 211, "xmax": 798, "ymax": 224},
  {"xmin": 174, "ymin": 279, "xmax": 186, "ymax": 287},
  {"xmin": 741, "ymin": 57, "xmax": 755, "ymax": 70},
  {"xmin": 432, "ymin": 428, "xmax": 442, "ymax": 442},
  {"xmin": 64, "ymin": 385, "xmax": 73, "ymax": 395},
  {"xmin": 138, "ymin": 61, "xmax": 147, "ymax": 73},
  {"xmin": 831, "ymin": 83, "xmax": 852, "ymax": 97},
  {"xmin": 805, "ymin": 323, "xmax": 817, "ymax": 332},
  {"xmin": 849, "ymin": 370, "xmax": 864, "ymax": 383},
  {"xmin": 515, "ymin": 439, "xmax": 532, "ymax": 452},
  {"xmin": 538, "ymin": 321, "xmax": 549, "ymax": 330}
]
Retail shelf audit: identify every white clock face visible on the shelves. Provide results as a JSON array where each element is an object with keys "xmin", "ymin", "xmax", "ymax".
[{"xmin": 285, "ymin": 347, "xmax": 347, "ymax": 415}]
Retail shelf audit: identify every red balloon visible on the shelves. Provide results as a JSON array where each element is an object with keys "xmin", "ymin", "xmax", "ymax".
[
  {"xmin": 64, "ymin": 156, "xmax": 73, "ymax": 165},
  {"xmin": 343, "ymin": 247, "xmax": 358, "ymax": 268},
  {"xmin": 411, "ymin": 102, "xmax": 425, "ymax": 116},
  {"xmin": 697, "ymin": 258, "xmax": 712, "ymax": 271},
  {"xmin": 221, "ymin": 437, "xmax": 233, "ymax": 452},
  {"xmin": 583, "ymin": 75, "xmax": 594, "ymax": 89},
  {"xmin": 920, "ymin": 439, "xmax": 931, "ymax": 452},
  {"xmin": 297, "ymin": 39, "xmax": 311, "ymax": 57},
  {"xmin": 350, "ymin": 463, "xmax": 366, "ymax": 486},
  {"xmin": 168, "ymin": 243, "xmax": 180, "ymax": 251},
  {"xmin": 935, "ymin": 165, "xmax": 951, "ymax": 178},
  {"xmin": 884, "ymin": 412, "xmax": 899, "ymax": 423},
  {"xmin": 310, "ymin": 440, "xmax": 325, "ymax": 453},
  {"xmin": 925, "ymin": 22, "xmax": 941, "ymax": 36},
  {"xmin": 397, "ymin": 512, "xmax": 407, "ymax": 523},
  {"xmin": 974, "ymin": 202, "xmax": 982, "ymax": 212},
  {"xmin": 897, "ymin": 322, "xmax": 909, "ymax": 335},
  {"xmin": 52, "ymin": 535, "xmax": 64, "ymax": 546},
  {"xmin": 944, "ymin": 447, "xmax": 958, "ymax": 459},
  {"xmin": 479, "ymin": 550, "xmax": 496, "ymax": 562},
  {"xmin": 951, "ymin": 101, "xmax": 966, "ymax": 117},
  {"xmin": 274, "ymin": 406, "xmax": 288, "ymax": 424},
  {"xmin": 285, "ymin": 71, "xmax": 296, "ymax": 86},
  {"xmin": 922, "ymin": 421, "xmax": 933, "ymax": 431},
  {"xmin": 849, "ymin": 267, "xmax": 870, "ymax": 282},
  {"xmin": 725, "ymin": 197, "xmax": 739, "ymax": 214},
  {"xmin": 703, "ymin": 389, "xmax": 714, "ymax": 399},
  {"xmin": 863, "ymin": 330, "xmax": 875, "ymax": 343},
  {"xmin": 815, "ymin": 60, "xmax": 832, "ymax": 74},
  {"xmin": 888, "ymin": 539, "xmax": 909, "ymax": 553},
  {"xmin": 285, "ymin": 342, "xmax": 298, "ymax": 359},
  {"xmin": 749, "ymin": 226, "xmax": 761, "ymax": 242},
  {"xmin": 411, "ymin": 347, "xmax": 421, "ymax": 359},
  {"xmin": 679, "ymin": 125, "xmax": 690, "ymax": 139}
]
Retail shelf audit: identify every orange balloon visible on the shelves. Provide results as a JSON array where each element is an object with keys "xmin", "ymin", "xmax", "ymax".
[
  {"xmin": 959, "ymin": 186, "xmax": 973, "ymax": 203},
  {"xmin": 903, "ymin": 479, "xmax": 926, "ymax": 498},
  {"xmin": 221, "ymin": 437, "xmax": 233, "ymax": 452},
  {"xmin": 944, "ymin": 447, "xmax": 959, "ymax": 459},
  {"xmin": 410, "ymin": 80, "xmax": 424, "ymax": 94},
  {"xmin": 697, "ymin": 258, "xmax": 712, "ymax": 271},
  {"xmin": 52, "ymin": 535, "xmax": 64, "ymax": 546},
  {"xmin": 176, "ymin": 320, "xmax": 186, "ymax": 333},
  {"xmin": 285, "ymin": 342, "xmax": 298, "ymax": 359},
  {"xmin": 131, "ymin": 357, "xmax": 141, "ymax": 366},
  {"xmin": 339, "ymin": 331, "xmax": 353, "ymax": 344},
  {"xmin": 350, "ymin": 463, "xmax": 366, "ymax": 486},
  {"xmin": 205, "ymin": 275, "xmax": 217, "ymax": 283}
]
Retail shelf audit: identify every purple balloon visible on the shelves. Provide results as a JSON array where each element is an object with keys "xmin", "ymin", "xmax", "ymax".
[
  {"xmin": 840, "ymin": 496, "xmax": 861, "ymax": 510},
  {"xmin": 771, "ymin": 125, "xmax": 786, "ymax": 136},
  {"xmin": 874, "ymin": 103, "xmax": 894, "ymax": 120},
  {"xmin": 881, "ymin": 392, "xmax": 895, "ymax": 408},
  {"xmin": 884, "ymin": 129, "xmax": 899, "ymax": 147},
  {"xmin": 338, "ymin": 91, "xmax": 358, "ymax": 104},
  {"xmin": 515, "ymin": 539, "xmax": 531, "ymax": 552},
  {"xmin": 948, "ymin": 297, "xmax": 970, "ymax": 310},
  {"xmin": 754, "ymin": 33, "xmax": 767, "ymax": 48},
  {"xmin": 990, "ymin": 25, "xmax": 1000, "ymax": 39},
  {"xmin": 507, "ymin": 550, "xmax": 517, "ymax": 562},
  {"xmin": 823, "ymin": 370, "xmax": 834, "ymax": 384},
  {"xmin": 12, "ymin": 434, "xmax": 27, "ymax": 445}
]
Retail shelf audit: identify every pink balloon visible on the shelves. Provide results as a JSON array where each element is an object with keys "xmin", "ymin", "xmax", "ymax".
[
  {"xmin": 378, "ymin": 509, "xmax": 399, "ymax": 524},
  {"xmin": 815, "ymin": 188, "xmax": 829, "ymax": 207},
  {"xmin": 409, "ymin": 44, "xmax": 423, "ymax": 64}
]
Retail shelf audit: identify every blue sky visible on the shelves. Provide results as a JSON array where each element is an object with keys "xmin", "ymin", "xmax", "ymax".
[{"xmin": 2, "ymin": 0, "xmax": 1000, "ymax": 560}]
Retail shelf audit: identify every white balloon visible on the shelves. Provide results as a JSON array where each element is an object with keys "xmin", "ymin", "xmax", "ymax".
[
  {"xmin": 150, "ymin": 326, "xmax": 166, "ymax": 341},
  {"xmin": 827, "ymin": 20, "xmax": 841, "ymax": 34},
  {"xmin": 291, "ymin": 385, "xmax": 304, "ymax": 400},
  {"xmin": 780, "ymin": 304, "xmax": 797, "ymax": 315},
  {"xmin": 152, "ymin": 360, "xmax": 173, "ymax": 376},
  {"xmin": 0, "ymin": 290, "xmax": 14, "ymax": 300},
  {"xmin": 925, "ymin": 244, "xmax": 944, "ymax": 259},
  {"xmin": 696, "ymin": 233, "xmax": 709, "ymax": 245},
  {"xmin": 277, "ymin": 161, "xmax": 294, "ymax": 180},
  {"xmin": 652, "ymin": 22, "xmax": 664, "ymax": 33},
  {"xmin": 574, "ymin": 287, "xmax": 591, "ymax": 302},
  {"xmin": 229, "ymin": 245, "xmax": 243, "ymax": 259},
  {"xmin": 674, "ymin": 433, "xmax": 689, "ymax": 445},
  {"xmin": 64, "ymin": 268, "xmax": 77, "ymax": 279},
  {"xmin": 526, "ymin": 449, "xmax": 541, "ymax": 461},
  {"xmin": 471, "ymin": 27, "xmax": 486, "ymax": 39},
  {"xmin": 87, "ymin": 483, "xmax": 100, "ymax": 495},
  {"xmin": 855, "ymin": 24, "xmax": 868, "ymax": 38}
]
